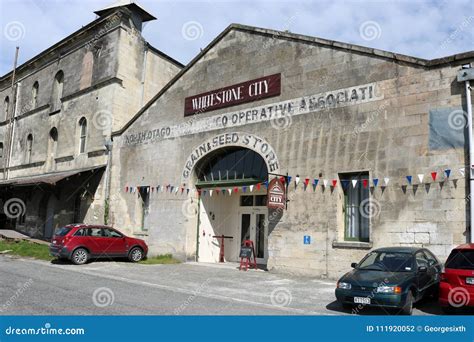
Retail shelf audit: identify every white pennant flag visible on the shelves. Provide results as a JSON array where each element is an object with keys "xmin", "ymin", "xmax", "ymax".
[
  {"xmin": 147, "ymin": 187, "xmax": 150, "ymax": 193},
  {"xmin": 161, "ymin": 186, "xmax": 164, "ymax": 193},
  {"xmin": 323, "ymin": 179, "xmax": 328, "ymax": 187},
  {"xmin": 352, "ymin": 179, "xmax": 358, "ymax": 188},
  {"xmin": 227, "ymin": 188, "xmax": 232, "ymax": 195},
  {"xmin": 295, "ymin": 176, "xmax": 300, "ymax": 186},
  {"xmin": 249, "ymin": 185, "xmax": 254, "ymax": 192},
  {"xmin": 459, "ymin": 168, "xmax": 466, "ymax": 177},
  {"xmin": 417, "ymin": 174, "xmax": 424, "ymax": 183},
  {"xmin": 175, "ymin": 186, "xmax": 179, "ymax": 193},
  {"xmin": 209, "ymin": 190, "xmax": 213, "ymax": 197},
  {"xmin": 384, "ymin": 177, "xmax": 390, "ymax": 186}
]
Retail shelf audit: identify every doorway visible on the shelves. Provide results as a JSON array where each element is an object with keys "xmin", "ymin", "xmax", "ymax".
[{"xmin": 240, "ymin": 208, "xmax": 268, "ymax": 264}]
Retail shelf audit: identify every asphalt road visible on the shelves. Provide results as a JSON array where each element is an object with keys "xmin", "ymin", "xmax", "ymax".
[{"xmin": 0, "ymin": 255, "xmax": 442, "ymax": 315}]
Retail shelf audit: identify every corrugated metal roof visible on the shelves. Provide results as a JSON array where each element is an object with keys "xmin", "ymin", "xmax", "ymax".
[{"xmin": 0, "ymin": 165, "xmax": 106, "ymax": 186}]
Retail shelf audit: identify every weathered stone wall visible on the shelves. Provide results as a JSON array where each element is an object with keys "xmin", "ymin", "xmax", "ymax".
[{"xmin": 110, "ymin": 28, "xmax": 471, "ymax": 278}]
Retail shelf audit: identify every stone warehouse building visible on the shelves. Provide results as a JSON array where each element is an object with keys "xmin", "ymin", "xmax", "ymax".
[
  {"xmin": 0, "ymin": 3, "xmax": 182, "ymax": 238},
  {"xmin": 2, "ymin": 3, "xmax": 473, "ymax": 278}
]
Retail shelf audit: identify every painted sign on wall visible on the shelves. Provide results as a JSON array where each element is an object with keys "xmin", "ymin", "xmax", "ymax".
[
  {"xmin": 184, "ymin": 74, "xmax": 281, "ymax": 116},
  {"xmin": 267, "ymin": 177, "xmax": 286, "ymax": 209}
]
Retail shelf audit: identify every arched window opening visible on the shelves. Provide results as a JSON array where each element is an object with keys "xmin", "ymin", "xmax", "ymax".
[
  {"xmin": 49, "ymin": 127, "xmax": 58, "ymax": 160},
  {"xmin": 32, "ymin": 81, "xmax": 39, "ymax": 109},
  {"xmin": 79, "ymin": 117, "xmax": 87, "ymax": 154},
  {"xmin": 26, "ymin": 134, "xmax": 33, "ymax": 164},
  {"xmin": 53, "ymin": 71, "xmax": 64, "ymax": 111},
  {"xmin": 195, "ymin": 147, "xmax": 268, "ymax": 186},
  {"xmin": 4, "ymin": 96, "xmax": 9, "ymax": 120},
  {"xmin": 0, "ymin": 142, "xmax": 3, "ymax": 158}
]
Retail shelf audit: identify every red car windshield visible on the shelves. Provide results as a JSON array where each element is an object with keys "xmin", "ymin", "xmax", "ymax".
[{"xmin": 446, "ymin": 250, "xmax": 474, "ymax": 270}]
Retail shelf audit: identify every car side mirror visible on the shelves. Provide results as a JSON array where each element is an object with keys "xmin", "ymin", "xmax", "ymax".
[
  {"xmin": 351, "ymin": 262, "xmax": 358, "ymax": 268},
  {"xmin": 418, "ymin": 266, "xmax": 427, "ymax": 273}
]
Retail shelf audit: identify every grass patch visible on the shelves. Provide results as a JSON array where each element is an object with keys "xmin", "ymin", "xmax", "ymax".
[
  {"xmin": 0, "ymin": 239, "xmax": 53, "ymax": 261},
  {"xmin": 139, "ymin": 253, "xmax": 180, "ymax": 265}
]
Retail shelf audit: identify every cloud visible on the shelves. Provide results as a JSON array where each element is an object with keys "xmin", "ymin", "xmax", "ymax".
[{"xmin": 0, "ymin": 0, "xmax": 472, "ymax": 75}]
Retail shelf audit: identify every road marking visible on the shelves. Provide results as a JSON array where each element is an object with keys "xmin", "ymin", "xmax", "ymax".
[{"xmin": 20, "ymin": 258, "xmax": 336, "ymax": 315}]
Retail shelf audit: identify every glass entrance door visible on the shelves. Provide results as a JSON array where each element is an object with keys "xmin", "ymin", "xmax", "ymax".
[{"xmin": 240, "ymin": 210, "xmax": 268, "ymax": 264}]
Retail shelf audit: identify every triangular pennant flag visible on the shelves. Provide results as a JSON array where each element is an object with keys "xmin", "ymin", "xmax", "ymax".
[
  {"xmin": 406, "ymin": 176, "xmax": 412, "ymax": 185},
  {"xmin": 125, "ymin": 186, "xmax": 129, "ymax": 193},
  {"xmin": 215, "ymin": 189, "xmax": 220, "ymax": 195},
  {"xmin": 431, "ymin": 172, "xmax": 437, "ymax": 181},
  {"xmin": 459, "ymin": 168, "xmax": 466, "ymax": 177},
  {"xmin": 227, "ymin": 188, "xmax": 232, "ymax": 195},
  {"xmin": 362, "ymin": 179, "xmax": 368, "ymax": 188},
  {"xmin": 332, "ymin": 179, "xmax": 337, "ymax": 187},
  {"xmin": 170, "ymin": 186, "xmax": 174, "ymax": 193},
  {"xmin": 352, "ymin": 179, "xmax": 358, "ymax": 188},
  {"xmin": 197, "ymin": 189, "xmax": 202, "ymax": 197},
  {"xmin": 295, "ymin": 175, "xmax": 300, "ymax": 188},
  {"xmin": 264, "ymin": 180, "xmax": 269, "ymax": 189},
  {"xmin": 209, "ymin": 190, "xmax": 213, "ymax": 197},
  {"xmin": 242, "ymin": 186, "xmax": 247, "ymax": 193},
  {"xmin": 175, "ymin": 186, "xmax": 179, "ymax": 193},
  {"xmin": 417, "ymin": 174, "xmax": 424, "ymax": 183},
  {"xmin": 341, "ymin": 180, "xmax": 349, "ymax": 189},
  {"xmin": 312, "ymin": 179, "xmax": 318, "ymax": 191},
  {"xmin": 181, "ymin": 187, "xmax": 184, "ymax": 194},
  {"xmin": 186, "ymin": 188, "xmax": 190, "ymax": 195},
  {"xmin": 373, "ymin": 178, "xmax": 379, "ymax": 187},
  {"xmin": 234, "ymin": 187, "xmax": 238, "ymax": 193},
  {"xmin": 286, "ymin": 176, "xmax": 292, "ymax": 185},
  {"xmin": 249, "ymin": 185, "xmax": 254, "ymax": 192},
  {"xmin": 323, "ymin": 179, "xmax": 328, "ymax": 187},
  {"xmin": 384, "ymin": 177, "xmax": 390, "ymax": 186},
  {"xmin": 304, "ymin": 178, "xmax": 310, "ymax": 186},
  {"xmin": 256, "ymin": 183, "xmax": 261, "ymax": 191},
  {"xmin": 444, "ymin": 169, "xmax": 451, "ymax": 178}
]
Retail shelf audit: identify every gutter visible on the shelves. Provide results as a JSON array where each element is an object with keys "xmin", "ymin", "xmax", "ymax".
[{"xmin": 457, "ymin": 65, "xmax": 474, "ymax": 243}]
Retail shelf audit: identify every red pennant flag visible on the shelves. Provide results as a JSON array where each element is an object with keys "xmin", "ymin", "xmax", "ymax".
[
  {"xmin": 181, "ymin": 187, "xmax": 184, "ymax": 194},
  {"xmin": 234, "ymin": 187, "xmax": 238, "ymax": 193},
  {"xmin": 256, "ymin": 183, "xmax": 261, "ymax": 191},
  {"xmin": 332, "ymin": 179, "xmax": 337, "ymax": 187},
  {"xmin": 280, "ymin": 176, "xmax": 286, "ymax": 183},
  {"xmin": 363, "ymin": 179, "xmax": 368, "ymax": 188},
  {"xmin": 125, "ymin": 186, "xmax": 129, "ymax": 193},
  {"xmin": 304, "ymin": 178, "xmax": 310, "ymax": 186},
  {"xmin": 197, "ymin": 189, "xmax": 202, "ymax": 197},
  {"xmin": 431, "ymin": 172, "xmax": 437, "ymax": 181},
  {"xmin": 216, "ymin": 189, "xmax": 220, "ymax": 195}
]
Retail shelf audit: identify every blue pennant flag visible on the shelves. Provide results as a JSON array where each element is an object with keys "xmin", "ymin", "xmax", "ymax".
[
  {"xmin": 286, "ymin": 176, "xmax": 292, "ymax": 185},
  {"xmin": 264, "ymin": 180, "xmax": 269, "ymax": 189},
  {"xmin": 242, "ymin": 186, "xmax": 247, "ymax": 193},
  {"xmin": 312, "ymin": 179, "xmax": 319, "ymax": 191},
  {"xmin": 445, "ymin": 169, "xmax": 451, "ymax": 178},
  {"xmin": 373, "ymin": 178, "xmax": 379, "ymax": 187},
  {"xmin": 341, "ymin": 180, "xmax": 349, "ymax": 189},
  {"xmin": 406, "ymin": 176, "xmax": 412, "ymax": 185}
]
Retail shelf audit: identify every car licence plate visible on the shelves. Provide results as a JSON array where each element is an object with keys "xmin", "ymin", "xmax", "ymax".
[
  {"xmin": 466, "ymin": 277, "xmax": 474, "ymax": 285},
  {"xmin": 354, "ymin": 297, "xmax": 371, "ymax": 305}
]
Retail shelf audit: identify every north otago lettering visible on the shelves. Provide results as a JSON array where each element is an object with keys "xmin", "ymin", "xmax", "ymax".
[
  {"xmin": 184, "ymin": 74, "xmax": 281, "ymax": 116},
  {"xmin": 124, "ymin": 127, "xmax": 171, "ymax": 145}
]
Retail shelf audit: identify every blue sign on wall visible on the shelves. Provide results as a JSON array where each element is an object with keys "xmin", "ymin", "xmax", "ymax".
[{"xmin": 303, "ymin": 235, "xmax": 311, "ymax": 244}]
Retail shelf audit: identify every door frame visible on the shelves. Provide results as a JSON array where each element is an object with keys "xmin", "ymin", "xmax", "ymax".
[{"xmin": 238, "ymin": 207, "xmax": 269, "ymax": 264}]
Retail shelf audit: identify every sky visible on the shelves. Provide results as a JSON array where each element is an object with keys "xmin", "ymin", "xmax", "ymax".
[{"xmin": 0, "ymin": 0, "xmax": 473, "ymax": 76}]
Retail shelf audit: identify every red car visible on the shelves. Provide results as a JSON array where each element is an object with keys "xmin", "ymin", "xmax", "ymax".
[
  {"xmin": 439, "ymin": 243, "xmax": 474, "ymax": 313},
  {"xmin": 49, "ymin": 224, "xmax": 148, "ymax": 265}
]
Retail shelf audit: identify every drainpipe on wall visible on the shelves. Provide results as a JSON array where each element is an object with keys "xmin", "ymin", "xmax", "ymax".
[
  {"xmin": 140, "ymin": 44, "xmax": 148, "ymax": 107},
  {"xmin": 457, "ymin": 65, "xmax": 474, "ymax": 243},
  {"xmin": 103, "ymin": 138, "xmax": 113, "ymax": 225}
]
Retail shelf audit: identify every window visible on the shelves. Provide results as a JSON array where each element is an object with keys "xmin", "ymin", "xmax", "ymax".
[
  {"xmin": 84, "ymin": 228, "xmax": 102, "ymax": 237},
  {"xmin": 446, "ymin": 250, "xmax": 474, "ymax": 270},
  {"xmin": 49, "ymin": 127, "xmax": 58, "ymax": 160},
  {"xmin": 340, "ymin": 172, "xmax": 369, "ymax": 242},
  {"xmin": 73, "ymin": 229, "xmax": 86, "ymax": 236},
  {"xmin": 357, "ymin": 251, "xmax": 413, "ymax": 272},
  {"xmin": 240, "ymin": 195, "xmax": 267, "ymax": 207},
  {"xmin": 26, "ymin": 134, "xmax": 33, "ymax": 164},
  {"xmin": 0, "ymin": 142, "xmax": 3, "ymax": 158},
  {"xmin": 240, "ymin": 196, "xmax": 253, "ymax": 206},
  {"xmin": 32, "ymin": 81, "xmax": 39, "ymax": 109},
  {"xmin": 4, "ymin": 96, "xmax": 9, "ymax": 120},
  {"xmin": 52, "ymin": 71, "xmax": 64, "ymax": 111},
  {"xmin": 103, "ymin": 228, "xmax": 123, "ymax": 238},
  {"xmin": 415, "ymin": 252, "xmax": 429, "ymax": 268},
  {"xmin": 78, "ymin": 117, "xmax": 87, "ymax": 153},
  {"xmin": 55, "ymin": 227, "xmax": 72, "ymax": 236},
  {"xmin": 139, "ymin": 187, "xmax": 150, "ymax": 231}
]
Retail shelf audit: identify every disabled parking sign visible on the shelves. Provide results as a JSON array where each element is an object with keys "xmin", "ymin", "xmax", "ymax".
[{"xmin": 303, "ymin": 235, "xmax": 311, "ymax": 244}]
